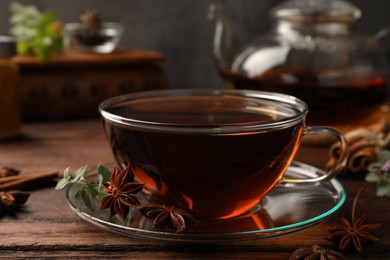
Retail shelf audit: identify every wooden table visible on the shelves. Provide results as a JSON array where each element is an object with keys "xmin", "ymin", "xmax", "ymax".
[{"xmin": 1, "ymin": 119, "xmax": 389, "ymax": 259}]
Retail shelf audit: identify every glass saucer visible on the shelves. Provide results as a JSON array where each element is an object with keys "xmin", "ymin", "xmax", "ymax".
[{"xmin": 65, "ymin": 161, "xmax": 346, "ymax": 243}]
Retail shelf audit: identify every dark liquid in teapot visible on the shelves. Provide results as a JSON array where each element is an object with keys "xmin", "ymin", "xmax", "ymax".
[{"xmin": 222, "ymin": 68, "xmax": 389, "ymax": 132}]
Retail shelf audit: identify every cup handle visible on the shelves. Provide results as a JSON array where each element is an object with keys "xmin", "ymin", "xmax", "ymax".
[{"xmin": 280, "ymin": 126, "xmax": 349, "ymax": 184}]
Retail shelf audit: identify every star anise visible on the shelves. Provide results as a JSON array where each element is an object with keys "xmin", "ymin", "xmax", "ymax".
[
  {"xmin": 327, "ymin": 188, "xmax": 382, "ymax": 252},
  {"xmin": 289, "ymin": 245, "xmax": 345, "ymax": 260},
  {"xmin": 0, "ymin": 190, "xmax": 30, "ymax": 216},
  {"xmin": 140, "ymin": 204, "xmax": 199, "ymax": 233},
  {"xmin": 0, "ymin": 166, "xmax": 20, "ymax": 177},
  {"xmin": 80, "ymin": 9, "xmax": 102, "ymax": 28},
  {"xmin": 100, "ymin": 164, "xmax": 144, "ymax": 221}
]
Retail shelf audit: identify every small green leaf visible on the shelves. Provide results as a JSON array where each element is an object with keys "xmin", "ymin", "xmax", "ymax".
[
  {"xmin": 377, "ymin": 150, "xmax": 390, "ymax": 164},
  {"xmin": 16, "ymin": 41, "xmax": 32, "ymax": 54},
  {"xmin": 96, "ymin": 174, "xmax": 103, "ymax": 191},
  {"xmin": 55, "ymin": 178, "xmax": 70, "ymax": 190},
  {"xmin": 74, "ymin": 185, "xmax": 85, "ymax": 200},
  {"xmin": 75, "ymin": 185, "xmax": 95, "ymax": 211},
  {"xmin": 55, "ymin": 166, "xmax": 72, "ymax": 190},
  {"xmin": 365, "ymin": 172, "xmax": 380, "ymax": 183},
  {"xmin": 63, "ymin": 167, "xmax": 70, "ymax": 179},
  {"xmin": 96, "ymin": 191, "xmax": 108, "ymax": 200},
  {"xmin": 41, "ymin": 10, "xmax": 56, "ymax": 25},
  {"xmin": 97, "ymin": 164, "xmax": 111, "ymax": 183},
  {"xmin": 85, "ymin": 183, "xmax": 99, "ymax": 197},
  {"xmin": 71, "ymin": 165, "xmax": 88, "ymax": 183},
  {"xmin": 376, "ymin": 179, "xmax": 390, "ymax": 197}
]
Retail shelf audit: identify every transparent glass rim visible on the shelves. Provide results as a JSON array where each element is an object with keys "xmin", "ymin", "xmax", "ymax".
[
  {"xmin": 271, "ymin": 0, "xmax": 361, "ymax": 22},
  {"xmin": 99, "ymin": 89, "xmax": 309, "ymax": 134},
  {"xmin": 64, "ymin": 22, "xmax": 124, "ymax": 32}
]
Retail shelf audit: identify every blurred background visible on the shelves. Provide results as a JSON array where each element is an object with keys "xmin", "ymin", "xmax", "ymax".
[{"xmin": 1, "ymin": 0, "xmax": 390, "ymax": 89}]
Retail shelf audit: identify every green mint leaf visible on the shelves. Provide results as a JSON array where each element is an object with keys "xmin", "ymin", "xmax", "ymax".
[
  {"xmin": 55, "ymin": 178, "xmax": 70, "ymax": 190},
  {"xmin": 75, "ymin": 185, "xmax": 95, "ymax": 211},
  {"xmin": 96, "ymin": 174, "xmax": 103, "ymax": 191},
  {"xmin": 97, "ymin": 164, "xmax": 112, "ymax": 183},
  {"xmin": 71, "ymin": 165, "xmax": 88, "ymax": 183},
  {"xmin": 55, "ymin": 166, "xmax": 72, "ymax": 190},
  {"xmin": 378, "ymin": 150, "xmax": 390, "ymax": 164},
  {"xmin": 63, "ymin": 166, "xmax": 70, "ymax": 179},
  {"xmin": 84, "ymin": 183, "xmax": 99, "ymax": 197},
  {"xmin": 40, "ymin": 10, "xmax": 56, "ymax": 25},
  {"xmin": 376, "ymin": 179, "xmax": 390, "ymax": 197},
  {"xmin": 96, "ymin": 191, "xmax": 108, "ymax": 200},
  {"xmin": 365, "ymin": 172, "xmax": 380, "ymax": 183},
  {"xmin": 55, "ymin": 166, "xmax": 90, "ymax": 190}
]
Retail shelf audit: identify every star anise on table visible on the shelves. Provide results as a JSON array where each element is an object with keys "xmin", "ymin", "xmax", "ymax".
[
  {"xmin": 140, "ymin": 204, "xmax": 199, "ymax": 233},
  {"xmin": 100, "ymin": 164, "xmax": 144, "ymax": 221},
  {"xmin": 0, "ymin": 190, "xmax": 30, "ymax": 216},
  {"xmin": 0, "ymin": 166, "xmax": 20, "ymax": 177},
  {"xmin": 289, "ymin": 245, "xmax": 345, "ymax": 260},
  {"xmin": 327, "ymin": 188, "xmax": 382, "ymax": 253}
]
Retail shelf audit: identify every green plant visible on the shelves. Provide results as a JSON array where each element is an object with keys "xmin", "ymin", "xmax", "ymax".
[{"xmin": 9, "ymin": 2, "xmax": 63, "ymax": 61}]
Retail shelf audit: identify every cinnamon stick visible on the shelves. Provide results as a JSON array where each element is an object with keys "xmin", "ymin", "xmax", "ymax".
[
  {"xmin": 0, "ymin": 171, "xmax": 58, "ymax": 191},
  {"xmin": 0, "ymin": 175, "xmax": 24, "ymax": 184}
]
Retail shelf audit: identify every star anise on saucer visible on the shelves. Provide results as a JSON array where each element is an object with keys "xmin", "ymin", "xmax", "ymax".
[
  {"xmin": 327, "ymin": 188, "xmax": 382, "ymax": 252},
  {"xmin": 289, "ymin": 245, "xmax": 345, "ymax": 260},
  {"xmin": 140, "ymin": 204, "xmax": 199, "ymax": 233},
  {"xmin": 100, "ymin": 164, "xmax": 144, "ymax": 221}
]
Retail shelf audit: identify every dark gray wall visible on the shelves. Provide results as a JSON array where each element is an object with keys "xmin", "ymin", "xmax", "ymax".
[{"xmin": 1, "ymin": 0, "xmax": 390, "ymax": 89}]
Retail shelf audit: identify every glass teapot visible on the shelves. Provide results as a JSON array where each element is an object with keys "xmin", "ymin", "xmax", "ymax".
[{"xmin": 209, "ymin": 0, "xmax": 390, "ymax": 133}]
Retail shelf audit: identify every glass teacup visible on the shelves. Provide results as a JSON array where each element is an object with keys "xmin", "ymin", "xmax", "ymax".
[{"xmin": 99, "ymin": 89, "xmax": 348, "ymax": 220}]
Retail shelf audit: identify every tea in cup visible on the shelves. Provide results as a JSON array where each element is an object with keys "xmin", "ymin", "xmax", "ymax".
[{"xmin": 99, "ymin": 89, "xmax": 347, "ymax": 220}]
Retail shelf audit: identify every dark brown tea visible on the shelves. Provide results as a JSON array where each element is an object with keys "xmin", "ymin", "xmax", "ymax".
[
  {"xmin": 103, "ymin": 95, "xmax": 304, "ymax": 220},
  {"xmin": 222, "ymin": 68, "xmax": 389, "ymax": 132}
]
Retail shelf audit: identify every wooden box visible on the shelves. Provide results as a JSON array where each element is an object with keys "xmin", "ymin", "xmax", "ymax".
[{"xmin": 12, "ymin": 49, "xmax": 168, "ymax": 120}]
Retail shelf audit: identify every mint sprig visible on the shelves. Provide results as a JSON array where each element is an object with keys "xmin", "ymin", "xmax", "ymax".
[
  {"xmin": 55, "ymin": 164, "xmax": 111, "ymax": 211},
  {"xmin": 366, "ymin": 150, "xmax": 390, "ymax": 197}
]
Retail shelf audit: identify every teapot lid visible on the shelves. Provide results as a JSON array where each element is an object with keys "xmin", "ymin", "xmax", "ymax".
[{"xmin": 271, "ymin": 0, "xmax": 361, "ymax": 23}]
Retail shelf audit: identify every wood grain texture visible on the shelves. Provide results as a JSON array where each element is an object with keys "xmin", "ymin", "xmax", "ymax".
[
  {"xmin": 0, "ymin": 119, "xmax": 389, "ymax": 259},
  {"xmin": 13, "ymin": 50, "xmax": 169, "ymax": 120},
  {"xmin": 12, "ymin": 49, "xmax": 165, "ymax": 67}
]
